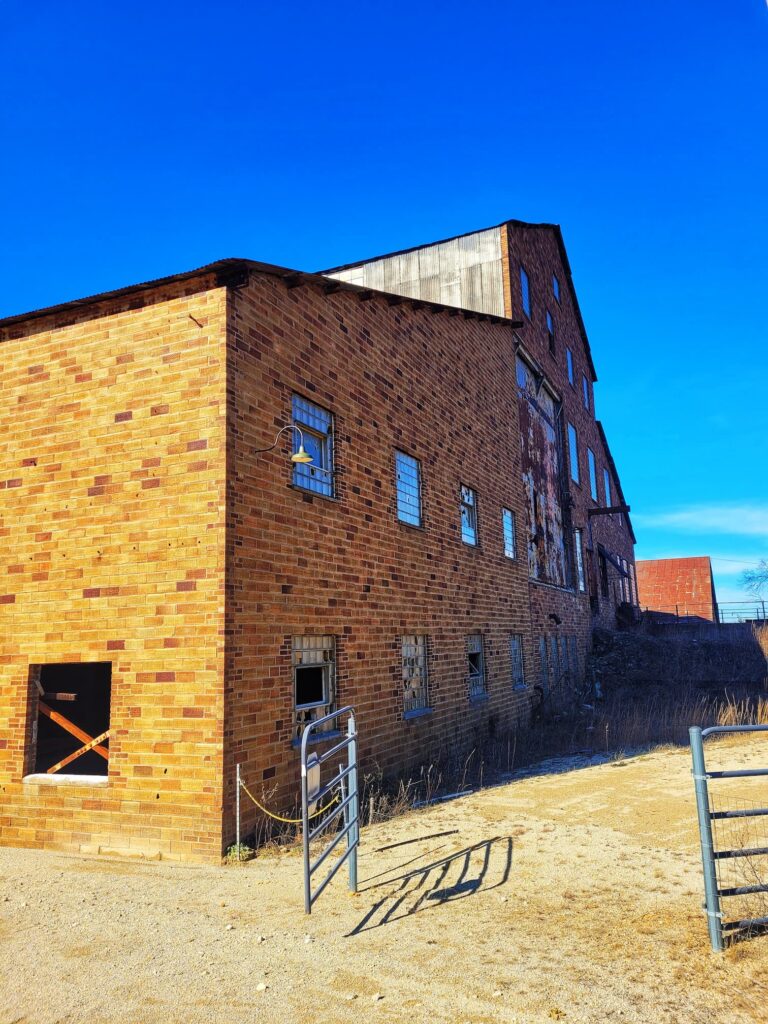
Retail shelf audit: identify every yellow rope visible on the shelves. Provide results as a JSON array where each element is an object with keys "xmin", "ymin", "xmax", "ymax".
[{"xmin": 239, "ymin": 779, "xmax": 339, "ymax": 824}]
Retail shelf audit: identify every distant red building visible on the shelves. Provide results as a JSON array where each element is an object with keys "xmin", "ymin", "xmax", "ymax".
[{"xmin": 635, "ymin": 557, "xmax": 719, "ymax": 621}]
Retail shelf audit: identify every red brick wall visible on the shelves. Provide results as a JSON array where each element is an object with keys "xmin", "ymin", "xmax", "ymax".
[
  {"xmin": 636, "ymin": 557, "xmax": 717, "ymax": 620},
  {"xmin": 500, "ymin": 223, "xmax": 637, "ymax": 666},
  {"xmin": 0, "ymin": 279, "xmax": 228, "ymax": 862},
  {"xmin": 223, "ymin": 273, "xmax": 537, "ymax": 844}
]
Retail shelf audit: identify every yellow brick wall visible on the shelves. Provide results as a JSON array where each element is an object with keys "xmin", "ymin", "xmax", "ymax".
[{"xmin": 0, "ymin": 279, "xmax": 227, "ymax": 862}]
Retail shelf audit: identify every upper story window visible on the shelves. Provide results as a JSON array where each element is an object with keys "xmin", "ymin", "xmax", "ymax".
[
  {"xmin": 467, "ymin": 634, "xmax": 486, "ymax": 699},
  {"xmin": 546, "ymin": 310, "xmax": 555, "ymax": 354},
  {"xmin": 292, "ymin": 395, "xmax": 334, "ymax": 497},
  {"xmin": 510, "ymin": 634, "xmax": 526, "ymax": 689},
  {"xmin": 603, "ymin": 468, "xmax": 612, "ymax": 510},
  {"xmin": 553, "ymin": 274, "xmax": 560, "ymax": 303},
  {"xmin": 520, "ymin": 266, "xmax": 531, "ymax": 318},
  {"xmin": 567, "ymin": 423, "xmax": 580, "ymax": 485},
  {"xmin": 574, "ymin": 528, "xmax": 586, "ymax": 592},
  {"xmin": 402, "ymin": 635, "xmax": 429, "ymax": 715},
  {"xmin": 566, "ymin": 347, "xmax": 574, "ymax": 386},
  {"xmin": 582, "ymin": 375, "xmax": 590, "ymax": 412},
  {"xmin": 587, "ymin": 448, "xmax": 598, "ymax": 502},
  {"xmin": 502, "ymin": 508, "xmax": 517, "ymax": 559},
  {"xmin": 460, "ymin": 485, "xmax": 478, "ymax": 545},
  {"xmin": 395, "ymin": 451, "xmax": 421, "ymax": 527}
]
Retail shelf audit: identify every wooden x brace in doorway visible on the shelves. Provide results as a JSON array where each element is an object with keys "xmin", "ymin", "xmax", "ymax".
[{"xmin": 37, "ymin": 701, "xmax": 110, "ymax": 775}]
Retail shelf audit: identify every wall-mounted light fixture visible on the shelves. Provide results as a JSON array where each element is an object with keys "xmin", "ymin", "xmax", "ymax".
[{"xmin": 253, "ymin": 424, "xmax": 313, "ymax": 464}]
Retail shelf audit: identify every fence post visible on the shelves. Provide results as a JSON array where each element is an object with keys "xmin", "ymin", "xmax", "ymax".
[
  {"xmin": 301, "ymin": 738, "xmax": 311, "ymax": 914},
  {"xmin": 236, "ymin": 762, "xmax": 241, "ymax": 860},
  {"xmin": 347, "ymin": 712, "xmax": 359, "ymax": 893},
  {"xmin": 690, "ymin": 726, "xmax": 724, "ymax": 951}
]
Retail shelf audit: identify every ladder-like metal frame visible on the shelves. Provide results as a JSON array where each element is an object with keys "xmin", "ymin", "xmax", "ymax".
[{"xmin": 690, "ymin": 724, "xmax": 768, "ymax": 951}]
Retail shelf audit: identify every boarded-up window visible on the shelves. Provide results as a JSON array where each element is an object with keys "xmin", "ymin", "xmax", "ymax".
[{"xmin": 29, "ymin": 663, "xmax": 112, "ymax": 777}]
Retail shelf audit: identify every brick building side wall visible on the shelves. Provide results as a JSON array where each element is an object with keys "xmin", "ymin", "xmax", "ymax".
[
  {"xmin": 0, "ymin": 281, "xmax": 228, "ymax": 862},
  {"xmin": 223, "ymin": 275, "xmax": 536, "ymax": 843},
  {"xmin": 500, "ymin": 223, "xmax": 636, "ymax": 658}
]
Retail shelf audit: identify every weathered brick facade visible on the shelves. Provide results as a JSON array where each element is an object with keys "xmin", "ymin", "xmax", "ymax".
[
  {"xmin": 0, "ymin": 275, "xmax": 228, "ymax": 861},
  {"xmin": 0, "ymin": 221, "xmax": 637, "ymax": 862}
]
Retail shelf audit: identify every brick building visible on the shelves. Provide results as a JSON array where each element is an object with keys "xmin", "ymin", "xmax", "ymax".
[
  {"xmin": 636, "ymin": 556, "xmax": 719, "ymax": 621},
  {"xmin": 0, "ymin": 220, "xmax": 636, "ymax": 862}
]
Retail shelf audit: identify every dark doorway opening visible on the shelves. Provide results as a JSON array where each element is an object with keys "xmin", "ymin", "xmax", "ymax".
[{"xmin": 31, "ymin": 662, "xmax": 112, "ymax": 776}]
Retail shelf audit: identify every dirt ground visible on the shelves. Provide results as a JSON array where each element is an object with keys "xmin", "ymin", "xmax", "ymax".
[{"xmin": 2, "ymin": 738, "xmax": 768, "ymax": 1024}]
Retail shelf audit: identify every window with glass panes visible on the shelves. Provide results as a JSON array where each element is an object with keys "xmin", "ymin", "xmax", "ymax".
[
  {"xmin": 582, "ymin": 375, "xmax": 590, "ymax": 411},
  {"xmin": 574, "ymin": 528, "xmax": 586, "ymax": 592},
  {"xmin": 395, "ymin": 451, "xmax": 421, "ymax": 526},
  {"xmin": 520, "ymin": 266, "xmax": 531, "ymax": 318},
  {"xmin": 292, "ymin": 395, "xmax": 334, "ymax": 496},
  {"xmin": 567, "ymin": 423, "xmax": 580, "ymax": 484},
  {"xmin": 587, "ymin": 448, "xmax": 598, "ymax": 501},
  {"xmin": 402, "ymin": 635, "xmax": 429, "ymax": 714},
  {"xmin": 292, "ymin": 635, "xmax": 335, "ymax": 740},
  {"xmin": 603, "ymin": 468, "xmax": 612, "ymax": 510},
  {"xmin": 502, "ymin": 508, "xmax": 516, "ymax": 559},
  {"xmin": 566, "ymin": 347, "xmax": 574, "ymax": 385},
  {"xmin": 461, "ymin": 485, "xmax": 478, "ymax": 545}
]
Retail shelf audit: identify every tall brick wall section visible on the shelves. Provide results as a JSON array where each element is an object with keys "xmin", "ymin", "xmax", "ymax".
[
  {"xmin": 500, "ymin": 223, "xmax": 637, "ymax": 660},
  {"xmin": 0, "ymin": 280, "xmax": 228, "ymax": 862},
  {"xmin": 224, "ymin": 274, "xmax": 536, "ymax": 845}
]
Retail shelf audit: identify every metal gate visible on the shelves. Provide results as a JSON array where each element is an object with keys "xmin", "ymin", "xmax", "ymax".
[
  {"xmin": 690, "ymin": 724, "xmax": 768, "ymax": 951},
  {"xmin": 301, "ymin": 706, "xmax": 359, "ymax": 914}
]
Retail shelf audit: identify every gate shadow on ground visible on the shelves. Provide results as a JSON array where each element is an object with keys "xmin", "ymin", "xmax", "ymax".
[{"xmin": 347, "ymin": 836, "xmax": 512, "ymax": 936}]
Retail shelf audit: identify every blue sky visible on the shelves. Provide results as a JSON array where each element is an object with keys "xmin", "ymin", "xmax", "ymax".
[{"xmin": 1, "ymin": 1, "xmax": 766, "ymax": 604}]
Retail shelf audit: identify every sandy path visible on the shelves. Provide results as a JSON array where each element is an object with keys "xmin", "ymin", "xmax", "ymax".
[{"xmin": 2, "ymin": 739, "xmax": 767, "ymax": 1024}]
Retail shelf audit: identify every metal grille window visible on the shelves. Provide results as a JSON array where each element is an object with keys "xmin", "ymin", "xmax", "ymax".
[
  {"xmin": 402, "ymin": 635, "xmax": 429, "ymax": 714},
  {"xmin": 395, "ymin": 451, "xmax": 421, "ymax": 527},
  {"xmin": 582, "ymin": 375, "xmax": 590, "ymax": 412},
  {"xmin": 566, "ymin": 347, "xmax": 574, "ymax": 385},
  {"xmin": 587, "ymin": 448, "xmax": 598, "ymax": 502},
  {"xmin": 502, "ymin": 508, "xmax": 516, "ymax": 559},
  {"xmin": 467, "ymin": 634, "xmax": 486, "ymax": 699},
  {"xmin": 510, "ymin": 634, "xmax": 526, "ymax": 689},
  {"xmin": 520, "ymin": 266, "xmax": 531, "ymax": 318},
  {"xmin": 292, "ymin": 395, "xmax": 334, "ymax": 497},
  {"xmin": 567, "ymin": 423, "xmax": 580, "ymax": 485},
  {"xmin": 292, "ymin": 636, "xmax": 335, "ymax": 739},
  {"xmin": 574, "ymin": 528, "xmax": 586, "ymax": 592},
  {"xmin": 460, "ymin": 485, "xmax": 478, "ymax": 545}
]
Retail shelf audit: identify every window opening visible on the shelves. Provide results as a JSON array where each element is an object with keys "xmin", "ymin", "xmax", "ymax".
[
  {"xmin": 395, "ymin": 451, "xmax": 421, "ymax": 526},
  {"xmin": 566, "ymin": 347, "xmax": 574, "ymax": 385},
  {"xmin": 461, "ymin": 485, "xmax": 478, "ymax": 545},
  {"xmin": 29, "ymin": 662, "xmax": 112, "ymax": 777},
  {"xmin": 293, "ymin": 636, "xmax": 335, "ymax": 739},
  {"xmin": 587, "ymin": 448, "xmax": 598, "ymax": 501},
  {"xmin": 567, "ymin": 423, "xmax": 580, "ymax": 484},
  {"xmin": 402, "ymin": 635, "xmax": 429, "ymax": 714},
  {"xmin": 539, "ymin": 637, "xmax": 549, "ymax": 692},
  {"xmin": 546, "ymin": 310, "xmax": 555, "ymax": 354},
  {"xmin": 467, "ymin": 634, "xmax": 486, "ymax": 699},
  {"xmin": 292, "ymin": 395, "xmax": 334, "ymax": 497},
  {"xmin": 582, "ymin": 375, "xmax": 590, "ymax": 412},
  {"xmin": 502, "ymin": 507, "xmax": 516, "ymax": 559},
  {"xmin": 574, "ymin": 528, "xmax": 586, "ymax": 592},
  {"xmin": 599, "ymin": 551, "xmax": 609, "ymax": 598},
  {"xmin": 520, "ymin": 266, "xmax": 531, "ymax": 318},
  {"xmin": 603, "ymin": 468, "xmax": 612, "ymax": 512},
  {"xmin": 510, "ymin": 634, "xmax": 526, "ymax": 689},
  {"xmin": 553, "ymin": 274, "xmax": 560, "ymax": 303}
]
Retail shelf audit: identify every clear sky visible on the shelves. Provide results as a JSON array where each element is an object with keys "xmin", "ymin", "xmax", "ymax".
[{"xmin": 1, "ymin": 1, "xmax": 766, "ymax": 605}]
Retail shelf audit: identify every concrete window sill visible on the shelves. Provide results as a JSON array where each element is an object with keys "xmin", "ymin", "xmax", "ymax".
[{"xmin": 23, "ymin": 773, "xmax": 109, "ymax": 786}]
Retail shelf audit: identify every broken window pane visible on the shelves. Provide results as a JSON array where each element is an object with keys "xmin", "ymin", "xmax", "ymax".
[
  {"xmin": 460, "ymin": 485, "xmax": 478, "ymax": 545},
  {"xmin": 292, "ymin": 636, "xmax": 335, "ymax": 739},
  {"xmin": 402, "ymin": 635, "xmax": 429, "ymax": 714},
  {"xmin": 574, "ymin": 528, "xmax": 586, "ymax": 592},
  {"xmin": 467, "ymin": 634, "xmax": 486, "ymax": 699}
]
